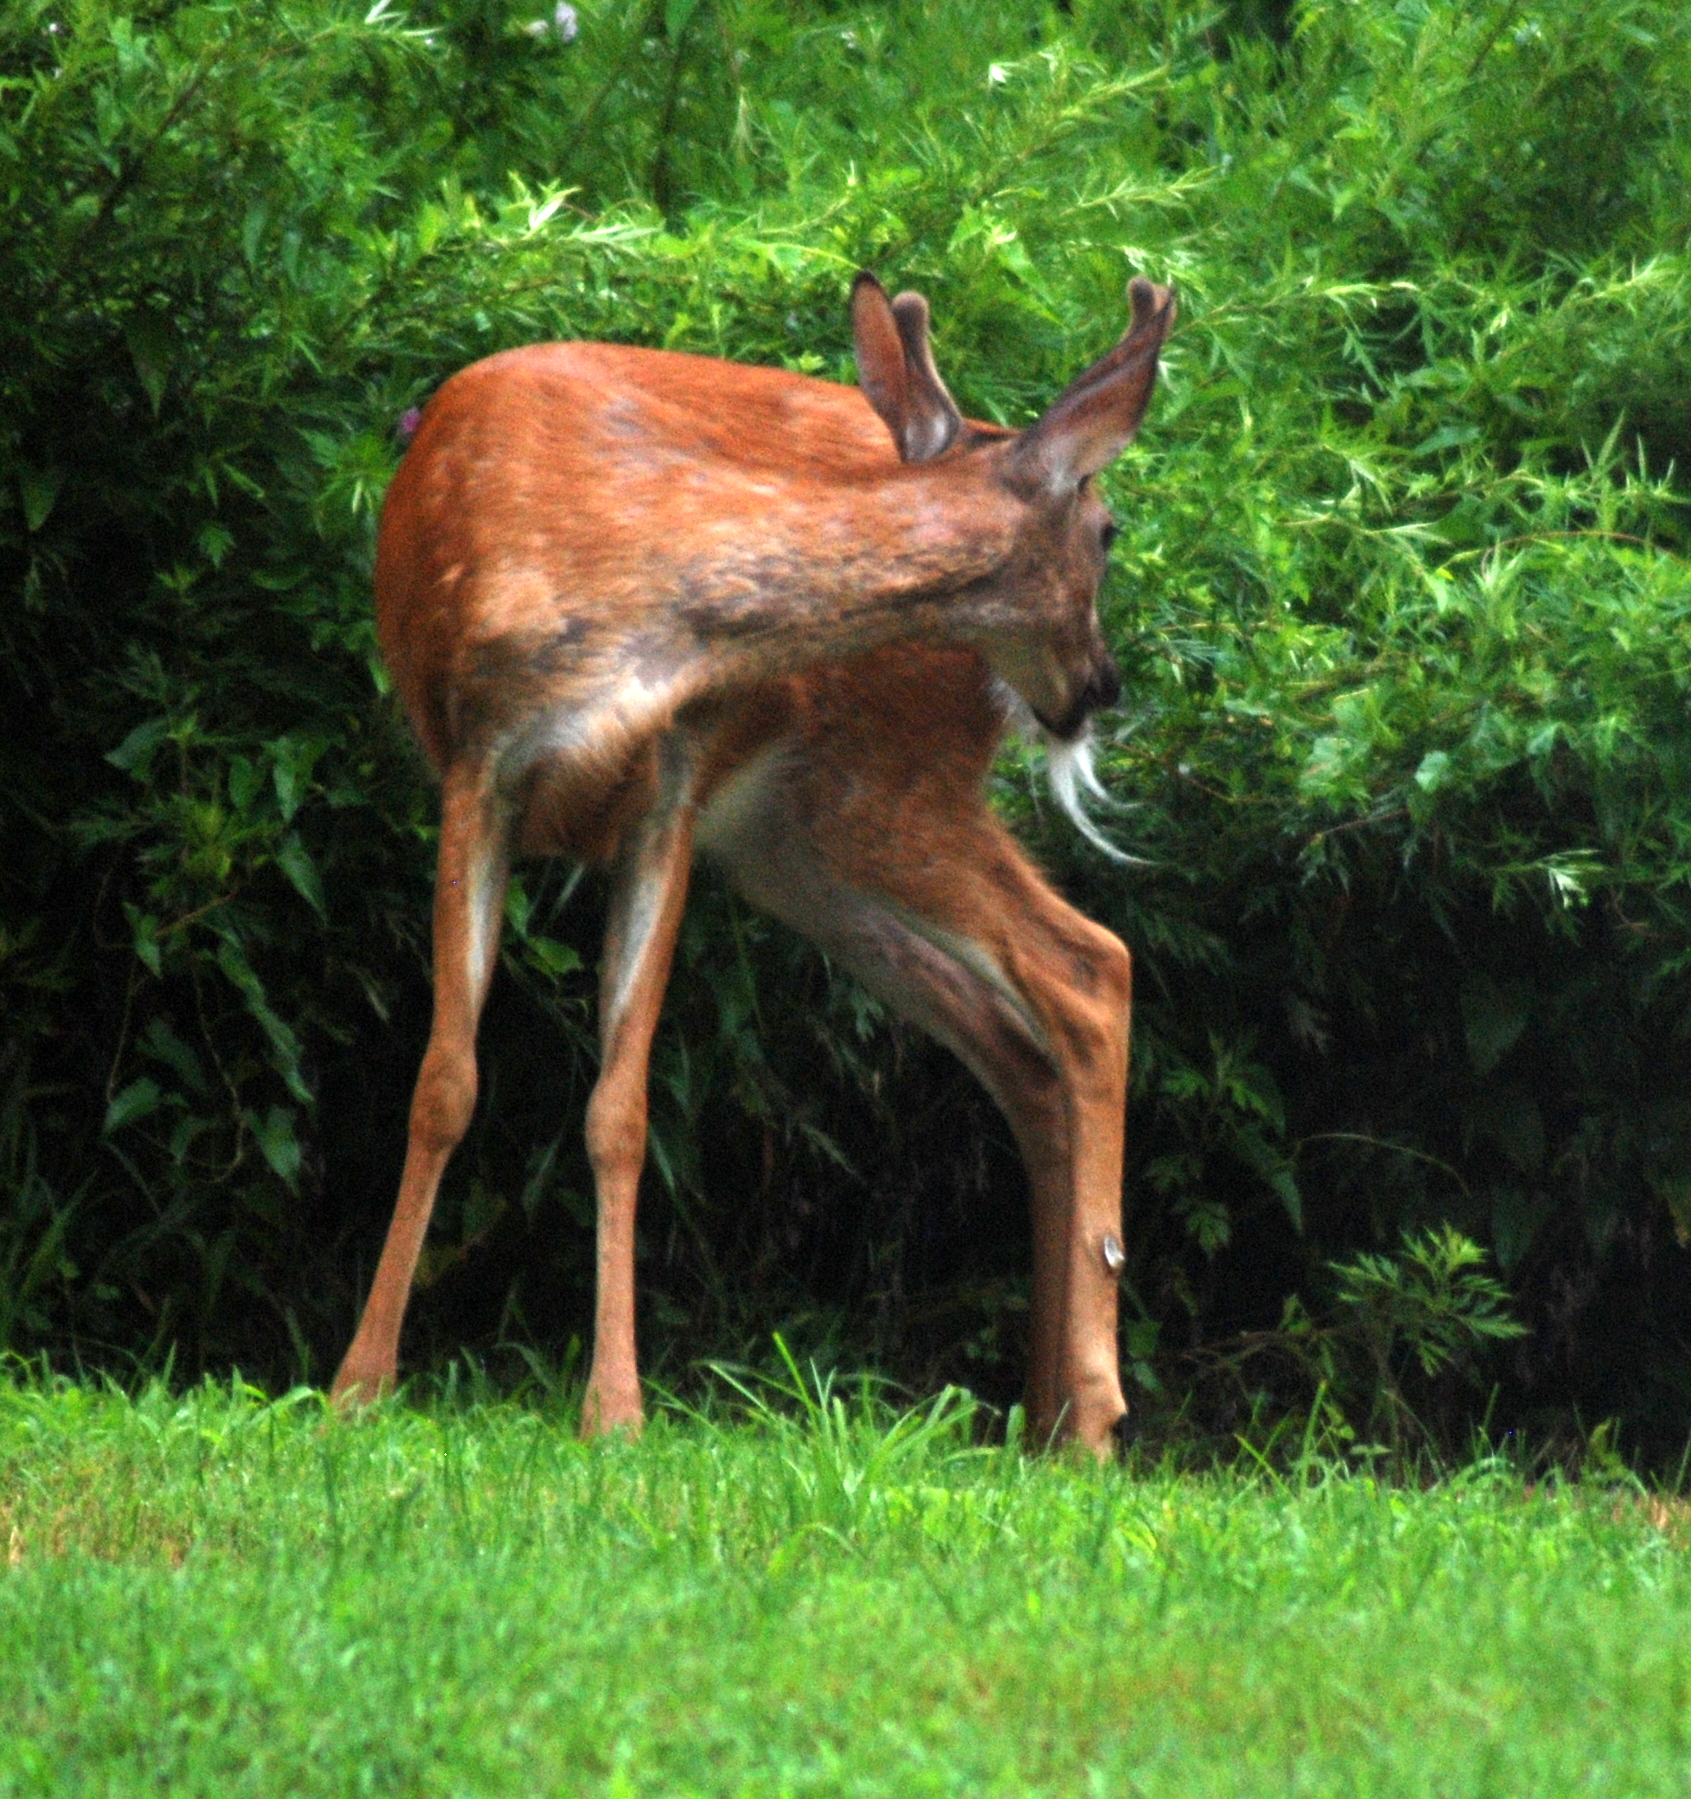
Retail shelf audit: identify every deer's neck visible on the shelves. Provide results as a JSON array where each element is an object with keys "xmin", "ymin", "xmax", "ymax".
[{"xmin": 664, "ymin": 468, "xmax": 1019, "ymax": 681}]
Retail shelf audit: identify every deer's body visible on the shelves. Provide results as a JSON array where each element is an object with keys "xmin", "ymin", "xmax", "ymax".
[
  {"xmin": 334, "ymin": 276, "xmax": 1173, "ymax": 1455},
  {"xmin": 381, "ymin": 343, "xmax": 1010, "ymax": 862}
]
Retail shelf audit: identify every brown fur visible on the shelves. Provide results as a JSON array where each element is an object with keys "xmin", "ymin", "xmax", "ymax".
[{"xmin": 333, "ymin": 274, "xmax": 1174, "ymax": 1456}]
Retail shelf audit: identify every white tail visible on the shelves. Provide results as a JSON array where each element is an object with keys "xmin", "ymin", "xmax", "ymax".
[{"xmin": 331, "ymin": 273, "xmax": 1175, "ymax": 1456}]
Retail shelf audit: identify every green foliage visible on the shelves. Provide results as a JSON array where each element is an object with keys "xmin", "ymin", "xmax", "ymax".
[
  {"xmin": 2, "ymin": 0, "xmax": 1690, "ymax": 1448},
  {"xmin": 1330, "ymin": 1226, "xmax": 1527, "ymax": 1382},
  {"xmin": 1178, "ymin": 1227, "xmax": 1531, "ymax": 1473},
  {"xmin": 694, "ymin": 1336, "xmax": 986, "ymax": 1537},
  {"xmin": 6, "ymin": 1378, "xmax": 1691, "ymax": 1792}
]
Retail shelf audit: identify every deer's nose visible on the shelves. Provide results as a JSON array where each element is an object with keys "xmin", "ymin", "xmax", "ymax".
[
  {"xmin": 1039, "ymin": 652, "xmax": 1123, "ymax": 742},
  {"xmin": 1084, "ymin": 653, "xmax": 1122, "ymax": 714}
]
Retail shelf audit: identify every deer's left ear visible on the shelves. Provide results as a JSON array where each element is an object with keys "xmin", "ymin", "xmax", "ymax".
[
  {"xmin": 1010, "ymin": 277, "xmax": 1176, "ymax": 492},
  {"xmin": 851, "ymin": 273, "xmax": 963, "ymax": 463}
]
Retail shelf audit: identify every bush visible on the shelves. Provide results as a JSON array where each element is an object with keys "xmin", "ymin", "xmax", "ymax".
[{"xmin": 3, "ymin": 0, "xmax": 1689, "ymax": 1456}]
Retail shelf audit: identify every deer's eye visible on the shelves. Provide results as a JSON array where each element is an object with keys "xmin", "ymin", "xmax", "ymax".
[{"xmin": 1100, "ymin": 521, "xmax": 1120, "ymax": 552}]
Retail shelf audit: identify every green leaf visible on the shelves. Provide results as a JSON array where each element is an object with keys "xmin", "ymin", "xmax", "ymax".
[
  {"xmin": 1232, "ymin": 1124, "xmax": 1303, "ymax": 1231},
  {"xmin": 526, "ymin": 936, "xmax": 581, "ymax": 977},
  {"xmin": 228, "ymin": 756, "xmax": 265, "ymax": 814},
  {"xmin": 139, "ymin": 1017, "xmax": 207, "ymax": 1094},
  {"xmin": 505, "ymin": 876, "xmax": 533, "ymax": 937},
  {"xmin": 1414, "ymin": 749, "xmax": 1451, "ymax": 793},
  {"xmin": 1123, "ymin": 1318, "xmax": 1160, "ymax": 1361},
  {"xmin": 125, "ymin": 310, "xmax": 176, "ymax": 414},
  {"xmin": 103, "ymin": 1078, "xmax": 161, "ymax": 1134},
  {"xmin": 267, "ymin": 735, "xmax": 326, "ymax": 824},
  {"xmin": 18, "ymin": 464, "xmax": 63, "ymax": 532},
  {"xmin": 1411, "ymin": 423, "xmax": 1480, "ymax": 457},
  {"xmin": 275, "ymin": 833, "xmax": 326, "ymax": 918},
  {"xmin": 240, "ymin": 198, "xmax": 268, "ymax": 270},
  {"xmin": 123, "ymin": 903, "xmax": 164, "ymax": 978},
  {"xmin": 251, "ymin": 1105, "xmax": 303, "ymax": 1189},
  {"xmin": 216, "ymin": 938, "xmax": 311, "ymax": 1103},
  {"xmin": 106, "ymin": 718, "xmax": 170, "ymax": 778}
]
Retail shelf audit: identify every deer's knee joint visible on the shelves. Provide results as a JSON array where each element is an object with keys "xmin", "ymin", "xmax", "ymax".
[
  {"xmin": 409, "ymin": 1045, "xmax": 478, "ymax": 1152},
  {"xmin": 1090, "ymin": 929, "xmax": 1132, "ymax": 1014},
  {"xmin": 1045, "ymin": 928, "xmax": 1131, "ymax": 1077},
  {"xmin": 584, "ymin": 1080, "xmax": 646, "ymax": 1182}
]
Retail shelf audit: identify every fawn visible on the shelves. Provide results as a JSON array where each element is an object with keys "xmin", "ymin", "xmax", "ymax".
[{"xmin": 333, "ymin": 272, "xmax": 1175, "ymax": 1455}]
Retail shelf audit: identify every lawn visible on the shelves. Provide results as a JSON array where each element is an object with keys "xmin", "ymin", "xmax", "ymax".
[{"xmin": 2, "ymin": 1376, "xmax": 1688, "ymax": 1796}]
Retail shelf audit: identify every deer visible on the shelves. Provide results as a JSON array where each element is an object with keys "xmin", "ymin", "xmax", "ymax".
[{"xmin": 330, "ymin": 270, "xmax": 1176, "ymax": 1458}]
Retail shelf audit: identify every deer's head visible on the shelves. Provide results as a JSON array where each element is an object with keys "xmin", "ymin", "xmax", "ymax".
[{"xmin": 852, "ymin": 272, "xmax": 1174, "ymax": 742}]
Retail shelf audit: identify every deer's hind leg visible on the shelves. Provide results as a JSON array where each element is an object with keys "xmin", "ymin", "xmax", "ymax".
[
  {"xmin": 579, "ymin": 734, "xmax": 699, "ymax": 1438},
  {"xmin": 708, "ymin": 778, "xmax": 1132, "ymax": 1456},
  {"xmin": 333, "ymin": 764, "xmax": 511, "ymax": 1405}
]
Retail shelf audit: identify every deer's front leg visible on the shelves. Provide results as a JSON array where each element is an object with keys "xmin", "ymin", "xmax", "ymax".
[
  {"xmin": 946, "ymin": 919, "xmax": 1130, "ymax": 1458},
  {"xmin": 711, "ymin": 793, "xmax": 1131, "ymax": 1458},
  {"xmin": 1032, "ymin": 921, "xmax": 1133, "ymax": 1457},
  {"xmin": 580, "ymin": 738, "xmax": 697, "ymax": 1439},
  {"xmin": 333, "ymin": 768, "xmax": 510, "ymax": 1406}
]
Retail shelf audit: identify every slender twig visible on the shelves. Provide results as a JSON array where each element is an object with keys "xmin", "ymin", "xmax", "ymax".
[
  {"xmin": 1305, "ymin": 807, "xmax": 1409, "ymax": 848},
  {"xmin": 1295, "ymin": 1131, "xmax": 1474, "ymax": 1204}
]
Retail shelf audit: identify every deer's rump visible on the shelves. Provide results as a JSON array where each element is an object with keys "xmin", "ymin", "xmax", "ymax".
[
  {"xmin": 374, "ymin": 342, "xmax": 1009, "ymax": 864},
  {"xmin": 376, "ymin": 342, "xmax": 902, "ymax": 767}
]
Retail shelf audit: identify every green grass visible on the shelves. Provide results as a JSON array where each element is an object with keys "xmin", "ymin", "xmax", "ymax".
[{"xmin": 3, "ymin": 1375, "xmax": 1690, "ymax": 1796}]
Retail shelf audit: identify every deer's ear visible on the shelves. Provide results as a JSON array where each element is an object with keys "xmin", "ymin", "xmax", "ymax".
[
  {"xmin": 888, "ymin": 290, "xmax": 962, "ymax": 461},
  {"xmin": 1010, "ymin": 277, "xmax": 1175, "ymax": 492},
  {"xmin": 851, "ymin": 273, "xmax": 962, "ymax": 463}
]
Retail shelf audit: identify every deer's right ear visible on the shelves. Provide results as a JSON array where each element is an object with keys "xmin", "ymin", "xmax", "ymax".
[
  {"xmin": 1009, "ymin": 277, "xmax": 1176, "ymax": 494},
  {"xmin": 852, "ymin": 273, "xmax": 962, "ymax": 463}
]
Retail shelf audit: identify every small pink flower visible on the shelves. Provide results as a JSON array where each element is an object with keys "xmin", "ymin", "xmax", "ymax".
[{"xmin": 397, "ymin": 407, "xmax": 423, "ymax": 442}]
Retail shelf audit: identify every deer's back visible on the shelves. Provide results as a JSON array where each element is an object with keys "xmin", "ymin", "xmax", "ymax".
[{"xmin": 377, "ymin": 342, "xmax": 903, "ymax": 771}]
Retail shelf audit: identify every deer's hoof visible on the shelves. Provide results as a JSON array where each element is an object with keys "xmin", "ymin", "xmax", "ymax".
[
  {"xmin": 579, "ymin": 1381, "xmax": 645, "ymax": 1442},
  {"xmin": 329, "ymin": 1358, "xmax": 396, "ymax": 1413}
]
